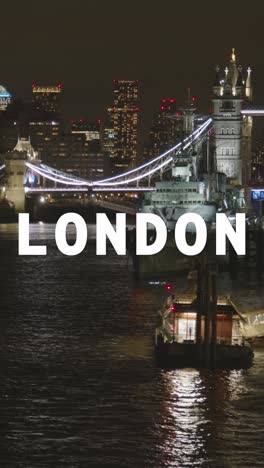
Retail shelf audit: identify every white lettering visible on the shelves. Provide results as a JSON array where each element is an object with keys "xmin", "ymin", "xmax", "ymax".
[
  {"xmin": 96, "ymin": 213, "xmax": 126, "ymax": 255},
  {"xmin": 136, "ymin": 213, "xmax": 167, "ymax": 255},
  {"xmin": 216, "ymin": 213, "xmax": 245, "ymax": 255},
  {"xmin": 19, "ymin": 213, "xmax": 47, "ymax": 255},
  {"xmin": 55, "ymin": 213, "xmax": 87, "ymax": 256},
  {"xmin": 175, "ymin": 213, "xmax": 207, "ymax": 256}
]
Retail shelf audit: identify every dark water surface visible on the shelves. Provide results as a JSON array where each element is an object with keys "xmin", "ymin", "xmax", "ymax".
[{"xmin": 0, "ymin": 224, "xmax": 264, "ymax": 468}]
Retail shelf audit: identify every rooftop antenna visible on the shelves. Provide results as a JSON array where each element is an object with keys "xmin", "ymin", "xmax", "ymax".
[{"xmin": 187, "ymin": 87, "xmax": 191, "ymax": 105}]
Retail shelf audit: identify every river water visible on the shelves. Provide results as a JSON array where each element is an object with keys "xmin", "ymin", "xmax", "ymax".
[{"xmin": 0, "ymin": 223, "xmax": 263, "ymax": 468}]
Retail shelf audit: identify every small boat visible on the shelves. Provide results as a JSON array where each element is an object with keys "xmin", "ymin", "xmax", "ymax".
[{"xmin": 155, "ymin": 282, "xmax": 254, "ymax": 369}]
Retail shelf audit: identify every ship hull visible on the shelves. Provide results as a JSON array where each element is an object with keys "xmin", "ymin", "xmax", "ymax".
[
  {"xmin": 131, "ymin": 241, "xmax": 196, "ymax": 277},
  {"xmin": 128, "ymin": 230, "xmax": 223, "ymax": 278},
  {"xmin": 143, "ymin": 203, "xmax": 216, "ymax": 231},
  {"xmin": 155, "ymin": 340, "xmax": 254, "ymax": 369},
  {"xmin": 131, "ymin": 202, "xmax": 217, "ymax": 276}
]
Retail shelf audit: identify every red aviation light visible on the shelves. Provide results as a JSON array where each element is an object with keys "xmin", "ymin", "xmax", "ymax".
[
  {"xmin": 70, "ymin": 119, "xmax": 74, "ymax": 124},
  {"xmin": 98, "ymin": 119, "xmax": 102, "ymax": 124},
  {"xmin": 171, "ymin": 304, "xmax": 177, "ymax": 311},
  {"xmin": 165, "ymin": 284, "xmax": 173, "ymax": 291},
  {"xmin": 192, "ymin": 96, "xmax": 197, "ymax": 102},
  {"xmin": 170, "ymin": 99, "xmax": 175, "ymax": 103}
]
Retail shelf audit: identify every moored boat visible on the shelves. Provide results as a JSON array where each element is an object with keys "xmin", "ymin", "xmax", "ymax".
[{"xmin": 155, "ymin": 283, "xmax": 254, "ymax": 368}]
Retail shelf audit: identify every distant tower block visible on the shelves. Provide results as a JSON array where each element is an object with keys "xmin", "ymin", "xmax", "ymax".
[
  {"xmin": 212, "ymin": 49, "xmax": 253, "ymax": 185},
  {"xmin": 32, "ymin": 84, "xmax": 62, "ymax": 117},
  {"xmin": 4, "ymin": 152, "xmax": 27, "ymax": 213}
]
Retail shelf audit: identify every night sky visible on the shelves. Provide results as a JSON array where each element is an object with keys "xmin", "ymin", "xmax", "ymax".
[{"xmin": 1, "ymin": 0, "xmax": 264, "ymax": 128}]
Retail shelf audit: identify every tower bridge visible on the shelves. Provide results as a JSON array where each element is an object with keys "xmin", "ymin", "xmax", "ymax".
[
  {"xmin": 1, "ymin": 49, "xmax": 264, "ymax": 214},
  {"xmin": 0, "ymin": 116, "xmax": 212, "ymax": 212}
]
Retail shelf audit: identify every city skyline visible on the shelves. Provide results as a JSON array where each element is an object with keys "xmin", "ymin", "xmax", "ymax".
[
  {"xmin": 1, "ymin": 3, "xmax": 264, "ymax": 468},
  {"xmin": 1, "ymin": 1, "xmax": 264, "ymax": 122}
]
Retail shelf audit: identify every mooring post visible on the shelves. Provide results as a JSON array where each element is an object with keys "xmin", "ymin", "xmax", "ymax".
[
  {"xmin": 256, "ymin": 228, "xmax": 263, "ymax": 274},
  {"xmin": 211, "ymin": 267, "xmax": 217, "ymax": 367},
  {"xmin": 204, "ymin": 264, "xmax": 211, "ymax": 367},
  {"xmin": 229, "ymin": 242, "xmax": 238, "ymax": 279},
  {"xmin": 196, "ymin": 261, "xmax": 203, "ymax": 360},
  {"xmin": 244, "ymin": 227, "xmax": 250, "ymax": 268}
]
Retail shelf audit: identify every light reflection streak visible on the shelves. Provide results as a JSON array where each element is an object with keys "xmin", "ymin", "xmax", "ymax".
[{"xmin": 155, "ymin": 368, "xmax": 246, "ymax": 467}]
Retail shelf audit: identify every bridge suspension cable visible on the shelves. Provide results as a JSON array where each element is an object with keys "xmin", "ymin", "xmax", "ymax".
[
  {"xmin": 94, "ymin": 117, "xmax": 212, "ymax": 185},
  {"xmin": 25, "ymin": 117, "xmax": 212, "ymax": 188},
  {"xmin": 95, "ymin": 118, "xmax": 212, "ymax": 186}
]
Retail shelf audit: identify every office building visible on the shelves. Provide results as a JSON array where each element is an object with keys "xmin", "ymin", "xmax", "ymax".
[
  {"xmin": 70, "ymin": 119, "xmax": 101, "ymax": 142},
  {"xmin": 107, "ymin": 80, "xmax": 139, "ymax": 170},
  {"xmin": 32, "ymin": 84, "xmax": 62, "ymax": 117}
]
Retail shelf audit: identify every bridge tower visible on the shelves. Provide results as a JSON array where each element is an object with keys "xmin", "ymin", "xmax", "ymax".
[
  {"xmin": 3, "ymin": 137, "xmax": 39, "ymax": 212},
  {"xmin": 4, "ymin": 151, "xmax": 27, "ymax": 212},
  {"xmin": 212, "ymin": 49, "xmax": 253, "ymax": 186},
  {"xmin": 241, "ymin": 66, "xmax": 253, "ymax": 185}
]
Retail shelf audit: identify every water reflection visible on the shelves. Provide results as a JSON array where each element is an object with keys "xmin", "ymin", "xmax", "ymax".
[
  {"xmin": 154, "ymin": 364, "xmax": 264, "ymax": 467},
  {"xmin": 0, "ymin": 224, "xmax": 264, "ymax": 467}
]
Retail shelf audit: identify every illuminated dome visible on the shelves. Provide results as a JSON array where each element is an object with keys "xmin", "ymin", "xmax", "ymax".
[
  {"xmin": 0, "ymin": 84, "xmax": 12, "ymax": 111},
  {"xmin": 0, "ymin": 85, "xmax": 11, "ymax": 97}
]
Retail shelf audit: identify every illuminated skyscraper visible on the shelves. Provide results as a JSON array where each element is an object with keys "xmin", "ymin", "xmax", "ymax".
[
  {"xmin": 29, "ymin": 120, "xmax": 60, "ymax": 158},
  {"xmin": 102, "ymin": 122, "xmax": 115, "ymax": 157},
  {"xmin": 70, "ymin": 119, "xmax": 101, "ymax": 142},
  {"xmin": 145, "ymin": 98, "xmax": 181, "ymax": 160},
  {"xmin": 32, "ymin": 83, "xmax": 62, "ymax": 117},
  {"xmin": 107, "ymin": 80, "xmax": 139, "ymax": 170}
]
